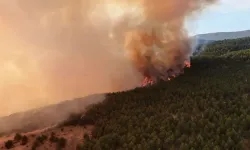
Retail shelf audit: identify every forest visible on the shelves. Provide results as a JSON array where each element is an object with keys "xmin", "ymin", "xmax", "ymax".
[
  {"xmin": 197, "ymin": 37, "xmax": 250, "ymax": 56},
  {"xmin": 222, "ymin": 49, "xmax": 250, "ymax": 61},
  {"xmin": 61, "ymin": 38, "xmax": 250, "ymax": 150}
]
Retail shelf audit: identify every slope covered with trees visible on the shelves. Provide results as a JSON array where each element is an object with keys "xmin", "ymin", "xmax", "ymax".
[
  {"xmin": 222, "ymin": 49, "xmax": 250, "ymax": 61},
  {"xmin": 62, "ymin": 55, "xmax": 250, "ymax": 149},
  {"xmin": 199, "ymin": 37, "xmax": 250, "ymax": 56}
]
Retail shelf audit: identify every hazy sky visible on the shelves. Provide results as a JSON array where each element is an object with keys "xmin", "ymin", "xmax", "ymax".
[{"xmin": 186, "ymin": 0, "xmax": 250, "ymax": 35}]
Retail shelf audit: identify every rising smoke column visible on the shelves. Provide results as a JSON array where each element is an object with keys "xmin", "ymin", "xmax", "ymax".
[
  {"xmin": 0, "ymin": 0, "xmax": 217, "ymax": 116},
  {"xmin": 105, "ymin": 0, "xmax": 218, "ymax": 84}
]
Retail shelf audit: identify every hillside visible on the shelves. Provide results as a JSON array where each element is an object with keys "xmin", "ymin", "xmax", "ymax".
[
  {"xmin": 194, "ymin": 30, "xmax": 250, "ymax": 41},
  {"xmin": 222, "ymin": 49, "xmax": 250, "ymax": 60},
  {"xmin": 0, "ymin": 94, "xmax": 104, "ymax": 135},
  {"xmin": 68, "ymin": 56, "xmax": 250, "ymax": 149},
  {"xmin": 191, "ymin": 30, "xmax": 250, "ymax": 54},
  {"xmin": 1, "ymin": 49, "xmax": 250, "ymax": 149},
  {"xmin": 199, "ymin": 37, "xmax": 250, "ymax": 56},
  {"xmin": 0, "ymin": 125, "xmax": 94, "ymax": 150}
]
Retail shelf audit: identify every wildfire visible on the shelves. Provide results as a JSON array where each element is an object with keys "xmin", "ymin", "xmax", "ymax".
[
  {"xmin": 141, "ymin": 76, "xmax": 154, "ymax": 87},
  {"xmin": 184, "ymin": 60, "xmax": 191, "ymax": 68},
  {"xmin": 141, "ymin": 60, "xmax": 191, "ymax": 87}
]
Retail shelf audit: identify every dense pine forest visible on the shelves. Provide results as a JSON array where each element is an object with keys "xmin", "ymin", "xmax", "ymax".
[
  {"xmin": 222, "ymin": 49, "xmax": 250, "ymax": 61},
  {"xmin": 62, "ymin": 39, "xmax": 250, "ymax": 150},
  {"xmin": 196, "ymin": 37, "xmax": 250, "ymax": 56}
]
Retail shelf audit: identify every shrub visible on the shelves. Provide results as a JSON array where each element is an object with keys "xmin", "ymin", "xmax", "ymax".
[
  {"xmin": 14, "ymin": 133, "xmax": 22, "ymax": 142},
  {"xmin": 57, "ymin": 137, "xmax": 67, "ymax": 150},
  {"xmin": 36, "ymin": 135, "xmax": 47, "ymax": 144},
  {"xmin": 49, "ymin": 132, "xmax": 58, "ymax": 143},
  {"xmin": 76, "ymin": 144, "xmax": 84, "ymax": 150},
  {"xmin": 83, "ymin": 133, "xmax": 90, "ymax": 141},
  {"xmin": 5, "ymin": 140, "xmax": 13, "ymax": 149},
  {"xmin": 32, "ymin": 140, "xmax": 40, "ymax": 150},
  {"xmin": 21, "ymin": 135, "xmax": 29, "ymax": 145}
]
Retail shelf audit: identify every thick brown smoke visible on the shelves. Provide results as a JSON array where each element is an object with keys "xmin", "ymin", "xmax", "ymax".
[
  {"xmin": 0, "ymin": 0, "xmax": 217, "ymax": 116},
  {"xmin": 113, "ymin": 0, "xmax": 218, "ymax": 82}
]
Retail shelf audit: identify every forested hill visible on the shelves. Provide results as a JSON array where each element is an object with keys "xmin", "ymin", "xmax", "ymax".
[
  {"xmin": 2, "ymin": 37, "xmax": 250, "ymax": 149},
  {"xmin": 62, "ymin": 55, "xmax": 250, "ymax": 149},
  {"xmin": 191, "ymin": 30, "xmax": 250, "ymax": 55},
  {"xmin": 222, "ymin": 49, "xmax": 250, "ymax": 61},
  {"xmin": 199, "ymin": 37, "xmax": 250, "ymax": 56}
]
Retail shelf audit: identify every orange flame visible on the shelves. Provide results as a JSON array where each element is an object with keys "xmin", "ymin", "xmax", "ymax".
[
  {"xmin": 184, "ymin": 60, "xmax": 191, "ymax": 68},
  {"xmin": 141, "ymin": 76, "xmax": 154, "ymax": 87},
  {"xmin": 141, "ymin": 60, "xmax": 191, "ymax": 87}
]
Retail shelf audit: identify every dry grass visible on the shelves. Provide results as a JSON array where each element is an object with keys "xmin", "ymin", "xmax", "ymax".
[{"xmin": 0, "ymin": 125, "xmax": 93, "ymax": 150}]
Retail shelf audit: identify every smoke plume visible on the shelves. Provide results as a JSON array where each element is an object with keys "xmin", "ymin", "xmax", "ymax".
[{"xmin": 0, "ymin": 0, "xmax": 217, "ymax": 116}]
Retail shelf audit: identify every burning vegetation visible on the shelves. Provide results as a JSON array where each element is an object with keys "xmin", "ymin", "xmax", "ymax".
[
  {"xmin": 141, "ymin": 59, "xmax": 191, "ymax": 87},
  {"xmin": 104, "ymin": 0, "xmax": 215, "ymax": 87}
]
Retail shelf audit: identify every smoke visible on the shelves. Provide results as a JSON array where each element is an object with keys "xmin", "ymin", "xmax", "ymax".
[
  {"xmin": 115, "ymin": 0, "xmax": 218, "ymax": 82},
  {"xmin": 0, "ymin": 0, "xmax": 217, "ymax": 116},
  {"xmin": 0, "ymin": 94, "xmax": 104, "ymax": 134},
  {"xmin": 0, "ymin": 0, "xmax": 142, "ymax": 117}
]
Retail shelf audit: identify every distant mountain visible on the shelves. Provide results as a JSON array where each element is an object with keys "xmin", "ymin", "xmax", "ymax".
[
  {"xmin": 194, "ymin": 30, "xmax": 250, "ymax": 41},
  {"xmin": 190, "ymin": 30, "xmax": 250, "ymax": 54}
]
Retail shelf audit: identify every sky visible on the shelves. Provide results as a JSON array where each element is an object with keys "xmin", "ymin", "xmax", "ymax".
[{"xmin": 186, "ymin": 0, "xmax": 250, "ymax": 35}]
